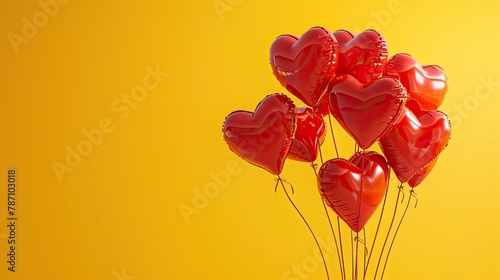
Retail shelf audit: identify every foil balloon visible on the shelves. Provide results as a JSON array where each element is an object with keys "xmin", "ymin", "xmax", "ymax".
[
  {"xmin": 222, "ymin": 94, "xmax": 296, "ymax": 175},
  {"xmin": 332, "ymin": 29, "xmax": 355, "ymax": 45},
  {"xmin": 329, "ymin": 74, "xmax": 408, "ymax": 150},
  {"xmin": 379, "ymin": 107, "xmax": 451, "ymax": 183},
  {"xmin": 318, "ymin": 151, "xmax": 389, "ymax": 232},
  {"xmin": 270, "ymin": 26, "xmax": 339, "ymax": 107},
  {"xmin": 315, "ymin": 29, "xmax": 357, "ymax": 109},
  {"xmin": 383, "ymin": 53, "xmax": 447, "ymax": 113},
  {"xmin": 407, "ymin": 157, "xmax": 438, "ymax": 188},
  {"xmin": 314, "ymin": 96, "xmax": 330, "ymax": 117},
  {"xmin": 287, "ymin": 107, "xmax": 326, "ymax": 162},
  {"xmin": 336, "ymin": 29, "xmax": 388, "ymax": 85}
]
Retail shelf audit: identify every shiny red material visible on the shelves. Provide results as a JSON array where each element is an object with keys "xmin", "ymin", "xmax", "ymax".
[
  {"xmin": 270, "ymin": 27, "xmax": 339, "ymax": 107},
  {"xmin": 383, "ymin": 53, "xmax": 447, "ymax": 113},
  {"xmin": 315, "ymin": 30, "xmax": 355, "ymax": 111},
  {"xmin": 379, "ymin": 108, "xmax": 451, "ymax": 183},
  {"xmin": 336, "ymin": 29, "xmax": 388, "ymax": 85},
  {"xmin": 288, "ymin": 107, "xmax": 326, "ymax": 162},
  {"xmin": 314, "ymin": 96, "xmax": 330, "ymax": 117},
  {"xmin": 408, "ymin": 157, "xmax": 438, "ymax": 188},
  {"xmin": 318, "ymin": 151, "xmax": 389, "ymax": 232},
  {"xmin": 328, "ymin": 75, "xmax": 408, "ymax": 150},
  {"xmin": 332, "ymin": 29, "xmax": 355, "ymax": 45},
  {"xmin": 222, "ymin": 94, "xmax": 296, "ymax": 175}
]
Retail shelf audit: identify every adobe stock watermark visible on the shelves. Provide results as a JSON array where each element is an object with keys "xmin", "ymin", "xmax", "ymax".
[
  {"xmin": 178, "ymin": 160, "xmax": 242, "ymax": 224},
  {"xmin": 351, "ymin": 0, "xmax": 411, "ymax": 34},
  {"xmin": 8, "ymin": 0, "xmax": 70, "ymax": 54},
  {"xmin": 282, "ymin": 235, "xmax": 336, "ymax": 280},
  {"xmin": 110, "ymin": 267, "xmax": 135, "ymax": 280},
  {"xmin": 51, "ymin": 65, "xmax": 169, "ymax": 182},
  {"xmin": 213, "ymin": 0, "xmax": 242, "ymax": 21},
  {"xmin": 446, "ymin": 75, "xmax": 499, "ymax": 130}
]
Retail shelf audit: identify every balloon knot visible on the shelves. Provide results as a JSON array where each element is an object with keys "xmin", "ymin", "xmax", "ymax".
[{"xmin": 410, "ymin": 189, "xmax": 419, "ymax": 208}]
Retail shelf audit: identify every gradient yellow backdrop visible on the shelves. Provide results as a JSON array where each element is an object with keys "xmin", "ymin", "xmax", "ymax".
[{"xmin": 0, "ymin": 0, "xmax": 499, "ymax": 279}]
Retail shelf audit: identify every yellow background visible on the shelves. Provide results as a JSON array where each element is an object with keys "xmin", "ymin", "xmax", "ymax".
[{"xmin": 0, "ymin": 0, "xmax": 498, "ymax": 279}]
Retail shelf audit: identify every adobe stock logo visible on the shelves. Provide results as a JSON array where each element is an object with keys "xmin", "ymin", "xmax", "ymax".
[
  {"xmin": 445, "ymin": 75, "xmax": 499, "ymax": 130},
  {"xmin": 351, "ymin": 0, "xmax": 410, "ymax": 34},
  {"xmin": 213, "ymin": 0, "xmax": 242, "ymax": 21},
  {"xmin": 8, "ymin": 0, "xmax": 70, "ymax": 54},
  {"xmin": 282, "ymin": 235, "xmax": 337, "ymax": 280},
  {"xmin": 178, "ymin": 160, "xmax": 242, "ymax": 224}
]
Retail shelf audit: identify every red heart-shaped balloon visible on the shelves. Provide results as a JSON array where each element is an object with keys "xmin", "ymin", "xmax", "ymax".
[
  {"xmin": 333, "ymin": 29, "xmax": 355, "ymax": 46},
  {"xmin": 270, "ymin": 26, "xmax": 339, "ymax": 107},
  {"xmin": 379, "ymin": 107, "xmax": 451, "ymax": 182},
  {"xmin": 314, "ymin": 97, "xmax": 330, "ymax": 117},
  {"xmin": 223, "ymin": 94, "xmax": 296, "ymax": 175},
  {"xmin": 336, "ymin": 29, "xmax": 388, "ymax": 85},
  {"xmin": 318, "ymin": 151, "xmax": 389, "ymax": 232},
  {"xmin": 383, "ymin": 53, "xmax": 448, "ymax": 113},
  {"xmin": 287, "ymin": 107, "xmax": 326, "ymax": 162},
  {"xmin": 407, "ymin": 157, "xmax": 438, "ymax": 188},
  {"xmin": 328, "ymin": 75, "xmax": 408, "ymax": 149},
  {"xmin": 314, "ymin": 29, "xmax": 357, "ymax": 111}
]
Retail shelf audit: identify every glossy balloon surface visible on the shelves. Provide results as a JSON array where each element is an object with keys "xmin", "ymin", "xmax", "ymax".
[
  {"xmin": 314, "ymin": 29, "xmax": 357, "ymax": 111},
  {"xmin": 332, "ymin": 29, "xmax": 355, "ymax": 45},
  {"xmin": 408, "ymin": 157, "xmax": 438, "ymax": 188},
  {"xmin": 383, "ymin": 53, "xmax": 447, "ymax": 112},
  {"xmin": 329, "ymin": 75, "xmax": 408, "ymax": 149},
  {"xmin": 318, "ymin": 151, "xmax": 389, "ymax": 232},
  {"xmin": 270, "ymin": 27, "xmax": 339, "ymax": 107},
  {"xmin": 379, "ymin": 108, "xmax": 451, "ymax": 182},
  {"xmin": 336, "ymin": 29, "xmax": 388, "ymax": 85},
  {"xmin": 314, "ymin": 96, "xmax": 330, "ymax": 117},
  {"xmin": 223, "ymin": 94, "xmax": 296, "ymax": 175},
  {"xmin": 288, "ymin": 107, "xmax": 326, "ymax": 162}
]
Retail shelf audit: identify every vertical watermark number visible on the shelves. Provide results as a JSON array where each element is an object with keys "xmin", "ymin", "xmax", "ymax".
[{"xmin": 6, "ymin": 169, "xmax": 17, "ymax": 272}]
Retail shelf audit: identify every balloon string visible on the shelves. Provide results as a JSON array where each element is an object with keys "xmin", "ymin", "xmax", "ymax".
[
  {"xmin": 319, "ymin": 143, "xmax": 346, "ymax": 279},
  {"xmin": 364, "ymin": 167, "xmax": 391, "ymax": 278},
  {"xmin": 353, "ymin": 151, "xmax": 365, "ymax": 280},
  {"xmin": 353, "ymin": 235, "xmax": 369, "ymax": 257},
  {"xmin": 353, "ymin": 234, "xmax": 369, "ymax": 280},
  {"xmin": 318, "ymin": 144, "xmax": 325, "ymax": 165},
  {"xmin": 337, "ymin": 216, "xmax": 346, "ymax": 280},
  {"xmin": 355, "ymin": 231, "xmax": 359, "ymax": 280},
  {"xmin": 274, "ymin": 178, "xmax": 294, "ymax": 195},
  {"xmin": 373, "ymin": 183, "xmax": 405, "ymax": 280},
  {"xmin": 412, "ymin": 190, "xmax": 419, "ymax": 208},
  {"xmin": 326, "ymin": 106, "xmax": 345, "ymax": 280},
  {"xmin": 312, "ymin": 163, "xmax": 345, "ymax": 280},
  {"xmin": 350, "ymin": 231, "xmax": 354, "ymax": 280},
  {"xmin": 380, "ymin": 189, "xmax": 414, "ymax": 280},
  {"xmin": 327, "ymin": 113, "xmax": 340, "ymax": 158},
  {"xmin": 363, "ymin": 228, "xmax": 367, "ymax": 273},
  {"xmin": 276, "ymin": 176, "xmax": 330, "ymax": 280}
]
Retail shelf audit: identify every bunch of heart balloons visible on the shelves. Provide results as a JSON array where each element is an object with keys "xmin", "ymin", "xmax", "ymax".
[{"xmin": 222, "ymin": 26, "xmax": 450, "ymax": 244}]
